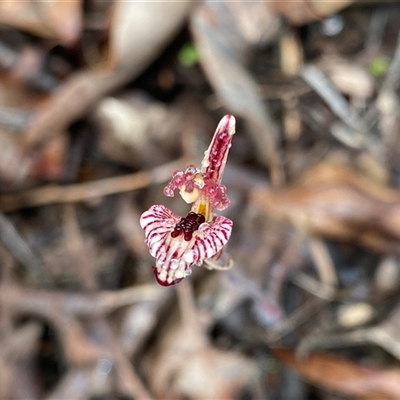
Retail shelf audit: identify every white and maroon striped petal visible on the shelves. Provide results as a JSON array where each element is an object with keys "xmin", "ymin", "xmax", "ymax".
[
  {"xmin": 152, "ymin": 234, "xmax": 193, "ymax": 286},
  {"xmin": 140, "ymin": 205, "xmax": 233, "ymax": 286},
  {"xmin": 181, "ymin": 216, "xmax": 233, "ymax": 266},
  {"xmin": 140, "ymin": 205, "xmax": 195, "ymax": 286},
  {"xmin": 140, "ymin": 205, "xmax": 180, "ymax": 258},
  {"xmin": 151, "ymin": 216, "xmax": 232, "ymax": 286}
]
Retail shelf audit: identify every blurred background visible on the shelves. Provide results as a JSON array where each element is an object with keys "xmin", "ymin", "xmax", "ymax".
[{"xmin": 2, "ymin": 1, "xmax": 400, "ymax": 399}]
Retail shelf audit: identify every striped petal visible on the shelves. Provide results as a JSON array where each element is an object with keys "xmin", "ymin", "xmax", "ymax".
[
  {"xmin": 140, "ymin": 205, "xmax": 180, "ymax": 259},
  {"xmin": 140, "ymin": 205, "xmax": 233, "ymax": 286},
  {"xmin": 183, "ymin": 216, "xmax": 233, "ymax": 265}
]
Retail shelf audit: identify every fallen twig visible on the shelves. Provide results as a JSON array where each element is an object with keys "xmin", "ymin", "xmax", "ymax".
[{"xmin": 0, "ymin": 158, "xmax": 187, "ymax": 211}]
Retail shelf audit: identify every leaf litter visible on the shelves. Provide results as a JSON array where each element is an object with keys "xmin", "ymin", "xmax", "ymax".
[{"xmin": 2, "ymin": 1, "xmax": 400, "ymax": 399}]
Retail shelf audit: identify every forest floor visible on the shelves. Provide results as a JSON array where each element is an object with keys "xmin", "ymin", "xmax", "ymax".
[{"xmin": 1, "ymin": 1, "xmax": 400, "ymax": 399}]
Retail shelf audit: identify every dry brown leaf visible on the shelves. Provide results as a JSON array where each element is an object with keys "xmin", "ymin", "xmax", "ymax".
[
  {"xmin": 0, "ymin": 322, "xmax": 43, "ymax": 400},
  {"xmin": 227, "ymin": 1, "xmax": 280, "ymax": 46},
  {"xmin": 29, "ymin": 134, "xmax": 68, "ymax": 181},
  {"xmin": 0, "ymin": 1, "xmax": 82, "ymax": 45},
  {"xmin": 143, "ymin": 281, "xmax": 259, "ymax": 400},
  {"xmin": 0, "ymin": 132, "xmax": 30, "ymax": 185},
  {"xmin": 58, "ymin": 317, "xmax": 107, "ymax": 366},
  {"xmin": 325, "ymin": 61, "xmax": 375, "ymax": 99},
  {"xmin": 23, "ymin": 1, "xmax": 192, "ymax": 149},
  {"xmin": 0, "ymin": 129, "xmax": 67, "ymax": 187},
  {"xmin": 173, "ymin": 348, "xmax": 259, "ymax": 400},
  {"xmin": 273, "ymin": 0, "xmax": 354, "ymax": 26},
  {"xmin": 0, "ymin": 71, "xmax": 64, "ymax": 186},
  {"xmin": 94, "ymin": 94, "xmax": 183, "ymax": 168},
  {"xmin": 145, "ymin": 321, "xmax": 259, "ymax": 400},
  {"xmin": 274, "ymin": 347, "xmax": 400, "ymax": 400},
  {"xmin": 107, "ymin": 1, "xmax": 192, "ymax": 72},
  {"xmin": 252, "ymin": 161, "xmax": 400, "ymax": 253},
  {"xmin": 44, "ymin": 369, "xmax": 94, "ymax": 400}
]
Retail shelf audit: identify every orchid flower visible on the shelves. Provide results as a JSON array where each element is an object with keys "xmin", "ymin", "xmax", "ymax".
[{"xmin": 140, "ymin": 115, "xmax": 235, "ymax": 286}]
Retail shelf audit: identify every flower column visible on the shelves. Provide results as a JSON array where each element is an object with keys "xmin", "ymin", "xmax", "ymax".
[{"xmin": 140, "ymin": 115, "xmax": 235, "ymax": 286}]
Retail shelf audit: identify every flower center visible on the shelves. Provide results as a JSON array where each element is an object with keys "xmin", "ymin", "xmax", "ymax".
[{"xmin": 171, "ymin": 211, "xmax": 206, "ymax": 241}]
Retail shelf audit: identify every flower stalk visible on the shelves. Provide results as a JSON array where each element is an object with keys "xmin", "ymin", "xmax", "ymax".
[{"xmin": 140, "ymin": 115, "xmax": 235, "ymax": 286}]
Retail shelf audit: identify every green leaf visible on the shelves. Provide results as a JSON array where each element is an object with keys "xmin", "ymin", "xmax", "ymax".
[
  {"xmin": 369, "ymin": 56, "xmax": 390, "ymax": 77},
  {"xmin": 178, "ymin": 42, "xmax": 199, "ymax": 67}
]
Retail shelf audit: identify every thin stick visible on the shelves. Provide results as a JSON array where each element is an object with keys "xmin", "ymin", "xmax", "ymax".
[
  {"xmin": 0, "ymin": 158, "xmax": 187, "ymax": 211},
  {"xmin": 301, "ymin": 65, "xmax": 363, "ymax": 136},
  {"xmin": 308, "ymin": 236, "xmax": 338, "ymax": 287},
  {"xmin": 383, "ymin": 31, "xmax": 400, "ymax": 90},
  {"xmin": 291, "ymin": 271, "xmax": 335, "ymax": 301},
  {"xmin": 365, "ymin": 7, "xmax": 389, "ymax": 52},
  {"xmin": 267, "ymin": 297, "xmax": 329, "ymax": 343},
  {"xmin": 0, "ymin": 211, "xmax": 53, "ymax": 286},
  {"xmin": 2, "ymin": 284, "xmax": 162, "ymax": 318}
]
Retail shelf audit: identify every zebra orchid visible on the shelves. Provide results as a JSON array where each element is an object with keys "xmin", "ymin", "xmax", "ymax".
[{"xmin": 140, "ymin": 115, "xmax": 235, "ymax": 286}]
